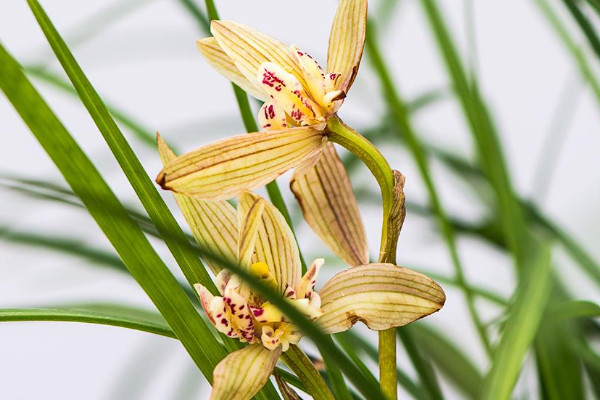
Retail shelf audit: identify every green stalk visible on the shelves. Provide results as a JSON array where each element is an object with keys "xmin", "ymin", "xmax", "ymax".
[
  {"xmin": 364, "ymin": 22, "xmax": 492, "ymax": 356},
  {"xmin": 534, "ymin": 0, "xmax": 600, "ymax": 107},
  {"xmin": 280, "ymin": 346, "xmax": 336, "ymax": 400},
  {"xmin": 326, "ymin": 117, "xmax": 399, "ymax": 398}
]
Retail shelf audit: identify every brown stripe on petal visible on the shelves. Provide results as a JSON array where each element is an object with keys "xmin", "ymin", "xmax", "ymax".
[
  {"xmin": 157, "ymin": 128, "xmax": 326, "ymax": 200},
  {"xmin": 291, "ymin": 143, "xmax": 368, "ymax": 267},
  {"xmin": 327, "ymin": 0, "xmax": 367, "ymax": 92},
  {"xmin": 317, "ymin": 263, "xmax": 445, "ymax": 334}
]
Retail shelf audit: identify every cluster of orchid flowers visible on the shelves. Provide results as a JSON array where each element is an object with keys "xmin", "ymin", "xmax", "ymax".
[{"xmin": 156, "ymin": 1, "xmax": 445, "ymax": 399}]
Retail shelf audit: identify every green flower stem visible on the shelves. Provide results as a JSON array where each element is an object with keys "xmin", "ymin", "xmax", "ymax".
[
  {"xmin": 327, "ymin": 115, "xmax": 399, "ymax": 399},
  {"xmin": 281, "ymin": 345, "xmax": 336, "ymax": 400},
  {"xmin": 327, "ymin": 115, "xmax": 396, "ymax": 261},
  {"xmin": 378, "ymin": 329, "xmax": 398, "ymax": 400}
]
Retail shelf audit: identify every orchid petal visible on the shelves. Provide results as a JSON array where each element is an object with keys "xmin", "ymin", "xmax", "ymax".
[
  {"xmin": 256, "ymin": 62, "xmax": 323, "ymax": 125},
  {"xmin": 210, "ymin": 344, "xmax": 281, "ymax": 400},
  {"xmin": 211, "ymin": 21, "xmax": 306, "ymax": 88},
  {"xmin": 237, "ymin": 193, "xmax": 265, "ymax": 267},
  {"xmin": 156, "ymin": 127, "xmax": 326, "ymax": 200},
  {"xmin": 296, "ymin": 258, "xmax": 324, "ymax": 299},
  {"xmin": 289, "ymin": 45, "xmax": 327, "ymax": 104},
  {"xmin": 157, "ymin": 134, "xmax": 237, "ymax": 273},
  {"xmin": 241, "ymin": 192, "xmax": 302, "ymax": 292},
  {"xmin": 258, "ymin": 101, "xmax": 288, "ymax": 131},
  {"xmin": 196, "ymin": 37, "xmax": 267, "ymax": 101},
  {"xmin": 327, "ymin": 0, "xmax": 367, "ymax": 92},
  {"xmin": 290, "ymin": 143, "xmax": 369, "ymax": 267},
  {"xmin": 318, "ymin": 263, "xmax": 445, "ymax": 333}
]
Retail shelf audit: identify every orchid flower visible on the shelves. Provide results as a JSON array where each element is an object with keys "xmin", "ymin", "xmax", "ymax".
[
  {"xmin": 156, "ymin": 0, "xmax": 371, "ymax": 267},
  {"xmin": 159, "ymin": 133, "xmax": 444, "ymax": 400}
]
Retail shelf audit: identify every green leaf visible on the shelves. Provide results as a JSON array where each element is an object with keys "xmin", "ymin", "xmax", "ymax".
[
  {"xmin": 535, "ymin": 302, "xmax": 585, "ymax": 400},
  {"xmin": 0, "ymin": 305, "xmax": 174, "ymax": 339},
  {"xmin": 480, "ymin": 241, "xmax": 552, "ymax": 400},
  {"xmin": 25, "ymin": 0, "xmax": 216, "ymax": 296},
  {"xmin": 398, "ymin": 328, "xmax": 444, "ymax": 400},
  {"xmin": 410, "ymin": 324, "xmax": 482, "ymax": 400},
  {"xmin": 420, "ymin": 0, "xmax": 530, "ymax": 275},
  {"xmin": 561, "ymin": 0, "xmax": 600, "ymax": 60},
  {"xmin": 0, "ymin": 40, "xmax": 226, "ymax": 379}
]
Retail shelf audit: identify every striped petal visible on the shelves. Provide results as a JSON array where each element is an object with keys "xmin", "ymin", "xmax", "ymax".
[
  {"xmin": 241, "ymin": 192, "xmax": 302, "ymax": 292},
  {"xmin": 210, "ymin": 344, "xmax": 281, "ymax": 400},
  {"xmin": 317, "ymin": 263, "xmax": 446, "ymax": 333},
  {"xmin": 290, "ymin": 143, "xmax": 368, "ymax": 267},
  {"xmin": 157, "ymin": 134, "xmax": 237, "ymax": 273},
  {"xmin": 156, "ymin": 127, "xmax": 326, "ymax": 200},
  {"xmin": 211, "ymin": 21, "xmax": 306, "ymax": 89},
  {"xmin": 197, "ymin": 37, "xmax": 267, "ymax": 101},
  {"xmin": 237, "ymin": 193, "xmax": 265, "ymax": 267},
  {"xmin": 327, "ymin": 0, "xmax": 367, "ymax": 92}
]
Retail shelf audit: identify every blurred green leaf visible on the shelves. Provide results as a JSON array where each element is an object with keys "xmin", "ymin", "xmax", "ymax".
[
  {"xmin": 480, "ymin": 241, "xmax": 552, "ymax": 400},
  {"xmin": 398, "ymin": 329, "xmax": 444, "ymax": 400},
  {"xmin": 535, "ymin": 294, "xmax": 585, "ymax": 400},
  {"xmin": 562, "ymin": 0, "xmax": 600, "ymax": 59},
  {"xmin": 410, "ymin": 324, "xmax": 482, "ymax": 399},
  {"xmin": 420, "ymin": 0, "xmax": 529, "ymax": 273}
]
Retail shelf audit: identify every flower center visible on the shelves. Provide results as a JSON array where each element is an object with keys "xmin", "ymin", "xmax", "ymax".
[
  {"xmin": 256, "ymin": 45, "xmax": 345, "ymax": 132},
  {"xmin": 200, "ymin": 260, "xmax": 324, "ymax": 352}
]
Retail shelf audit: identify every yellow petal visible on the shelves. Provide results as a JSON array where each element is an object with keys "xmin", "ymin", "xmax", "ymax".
[
  {"xmin": 157, "ymin": 134, "xmax": 237, "ymax": 273},
  {"xmin": 289, "ymin": 44, "xmax": 327, "ymax": 105},
  {"xmin": 241, "ymin": 192, "xmax": 302, "ymax": 292},
  {"xmin": 290, "ymin": 143, "xmax": 368, "ymax": 267},
  {"xmin": 156, "ymin": 127, "xmax": 326, "ymax": 200},
  {"xmin": 211, "ymin": 21, "xmax": 306, "ymax": 89},
  {"xmin": 327, "ymin": 0, "xmax": 368, "ymax": 92},
  {"xmin": 237, "ymin": 192, "xmax": 265, "ymax": 267},
  {"xmin": 317, "ymin": 263, "xmax": 445, "ymax": 333},
  {"xmin": 197, "ymin": 37, "xmax": 267, "ymax": 101},
  {"xmin": 211, "ymin": 344, "xmax": 281, "ymax": 400}
]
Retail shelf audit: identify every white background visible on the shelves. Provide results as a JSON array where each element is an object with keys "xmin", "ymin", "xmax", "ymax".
[{"xmin": 1, "ymin": 0, "xmax": 599, "ymax": 399}]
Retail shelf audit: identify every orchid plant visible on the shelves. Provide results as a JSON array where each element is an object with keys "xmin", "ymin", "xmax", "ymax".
[{"xmin": 156, "ymin": 0, "xmax": 446, "ymax": 399}]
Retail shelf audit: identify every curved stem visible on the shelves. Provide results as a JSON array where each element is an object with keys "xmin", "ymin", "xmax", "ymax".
[
  {"xmin": 327, "ymin": 115, "xmax": 400, "ymax": 399},
  {"xmin": 327, "ymin": 115, "xmax": 397, "ymax": 260}
]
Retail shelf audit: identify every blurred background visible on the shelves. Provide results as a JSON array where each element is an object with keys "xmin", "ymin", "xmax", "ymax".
[{"xmin": 1, "ymin": 0, "xmax": 599, "ymax": 399}]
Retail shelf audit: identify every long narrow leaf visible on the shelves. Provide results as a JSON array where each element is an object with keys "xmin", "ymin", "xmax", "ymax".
[
  {"xmin": 480, "ymin": 241, "xmax": 552, "ymax": 400},
  {"xmin": 26, "ymin": 0, "xmax": 216, "ymax": 297},
  {"xmin": 0, "ymin": 41, "xmax": 226, "ymax": 378},
  {"xmin": 0, "ymin": 305, "xmax": 175, "ymax": 338}
]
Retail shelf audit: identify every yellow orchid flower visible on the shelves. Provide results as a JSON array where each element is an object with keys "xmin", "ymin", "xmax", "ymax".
[
  {"xmin": 156, "ymin": 0, "xmax": 371, "ymax": 267},
  {"xmin": 159, "ymin": 137, "xmax": 444, "ymax": 400},
  {"xmin": 193, "ymin": 190, "xmax": 444, "ymax": 400},
  {"xmin": 157, "ymin": 137, "xmax": 442, "ymax": 400}
]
